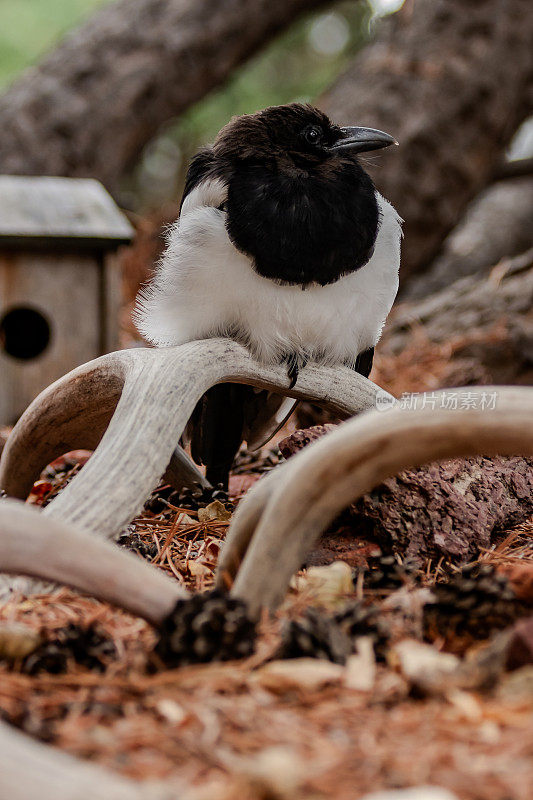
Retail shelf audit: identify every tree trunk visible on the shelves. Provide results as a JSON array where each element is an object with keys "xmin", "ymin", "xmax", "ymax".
[
  {"xmin": 0, "ymin": 428, "xmax": 8, "ymax": 459},
  {"xmin": 402, "ymin": 178, "xmax": 533, "ymax": 300},
  {"xmin": 320, "ymin": 0, "xmax": 533, "ymax": 279},
  {"xmin": 378, "ymin": 248, "xmax": 533, "ymax": 388},
  {"xmin": 0, "ymin": 0, "xmax": 330, "ymax": 188}
]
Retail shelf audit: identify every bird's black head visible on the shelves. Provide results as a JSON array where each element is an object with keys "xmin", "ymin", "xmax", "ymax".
[
  {"xmin": 186, "ymin": 103, "xmax": 398, "ymax": 286},
  {"xmin": 213, "ymin": 103, "xmax": 396, "ymax": 171}
]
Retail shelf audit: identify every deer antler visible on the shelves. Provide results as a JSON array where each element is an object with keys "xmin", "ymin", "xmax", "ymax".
[
  {"xmin": 0, "ymin": 339, "xmax": 388, "ymax": 543},
  {"xmin": 220, "ymin": 387, "xmax": 533, "ymax": 617},
  {"xmin": 0, "ymin": 499, "xmax": 186, "ymax": 616},
  {"xmin": 0, "ymin": 718, "xmax": 177, "ymax": 800},
  {"xmin": 0, "ymin": 348, "xmax": 208, "ymax": 502}
]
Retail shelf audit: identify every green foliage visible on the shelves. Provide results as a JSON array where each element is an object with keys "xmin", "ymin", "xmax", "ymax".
[{"xmin": 0, "ymin": 0, "xmax": 106, "ymax": 90}]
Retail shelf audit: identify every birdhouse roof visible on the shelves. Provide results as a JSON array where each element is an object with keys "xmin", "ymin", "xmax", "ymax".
[{"xmin": 0, "ymin": 176, "xmax": 134, "ymax": 250}]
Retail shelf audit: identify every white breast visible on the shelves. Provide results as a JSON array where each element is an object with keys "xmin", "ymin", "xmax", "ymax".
[{"xmin": 134, "ymin": 178, "xmax": 402, "ymax": 367}]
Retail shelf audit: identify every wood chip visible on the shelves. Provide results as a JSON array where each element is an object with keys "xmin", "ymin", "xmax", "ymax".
[{"xmin": 252, "ymin": 658, "xmax": 344, "ymax": 693}]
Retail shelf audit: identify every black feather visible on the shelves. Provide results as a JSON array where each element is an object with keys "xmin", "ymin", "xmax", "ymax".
[
  {"xmin": 353, "ymin": 346, "xmax": 374, "ymax": 378},
  {"xmin": 226, "ymin": 159, "xmax": 379, "ymax": 286},
  {"xmin": 180, "ymin": 148, "xmax": 215, "ymax": 210},
  {"xmin": 190, "ymin": 383, "xmax": 252, "ymax": 490}
]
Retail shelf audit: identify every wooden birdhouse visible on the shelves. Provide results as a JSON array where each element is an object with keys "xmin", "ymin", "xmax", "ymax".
[{"xmin": 0, "ymin": 176, "xmax": 133, "ymax": 423}]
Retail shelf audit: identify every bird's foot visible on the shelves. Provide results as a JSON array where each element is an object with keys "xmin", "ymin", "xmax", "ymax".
[{"xmin": 283, "ymin": 354, "xmax": 308, "ymax": 389}]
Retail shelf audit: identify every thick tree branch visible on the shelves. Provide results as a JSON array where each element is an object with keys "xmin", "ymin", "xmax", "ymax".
[
  {"xmin": 1, "ymin": 0, "xmax": 532, "ymax": 286},
  {"xmin": 380, "ymin": 248, "xmax": 533, "ymax": 388},
  {"xmin": 0, "ymin": 0, "xmax": 331, "ymax": 187},
  {"xmin": 402, "ymin": 180, "xmax": 533, "ymax": 299}
]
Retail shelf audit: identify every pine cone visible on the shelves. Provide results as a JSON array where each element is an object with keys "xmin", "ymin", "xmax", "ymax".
[
  {"xmin": 356, "ymin": 554, "xmax": 419, "ymax": 591},
  {"xmin": 232, "ymin": 446, "xmax": 283, "ymax": 475},
  {"xmin": 276, "ymin": 608, "xmax": 352, "ymax": 665},
  {"xmin": 153, "ymin": 590, "xmax": 256, "ymax": 668},
  {"xmin": 117, "ymin": 527, "xmax": 157, "ymax": 560},
  {"xmin": 22, "ymin": 623, "xmax": 115, "ymax": 675},
  {"xmin": 174, "ymin": 483, "xmax": 232, "ymax": 511},
  {"xmin": 41, "ymin": 454, "xmax": 81, "ymax": 481},
  {"xmin": 424, "ymin": 563, "xmax": 525, "ymax": 651},
  {"xmin": 334, "ymin": 601, "xmax": 390, "ymax": 660},
  {"xmin": 145, "ymin": 482, "xmax": 233, "ymax": 514}
]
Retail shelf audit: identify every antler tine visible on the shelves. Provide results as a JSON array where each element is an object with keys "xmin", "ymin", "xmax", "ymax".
[
  {"xmin": 39, "ymin": 338, "xmax": 387, "ymax": 540},
  {"xmin": 0, "ymin": 351, "xmax": 131, "ymax": 500},
  {"xmin": 229, "ymin": 387, "xmax": 533, "ymax": 617},
  {"xmin": 0, "ymin": 719, "xmax": 176, "ymax": 800},
  {"xmin": 0, "ymin": 500, "xmax": 186, "ymax": 621},
  {"xmin": 216, "ymin": 464, "xmax": 287, "ymax": 589},
  {"xmin": 0, "ymin": 348, "xmax": 209, "ymax": 501}
]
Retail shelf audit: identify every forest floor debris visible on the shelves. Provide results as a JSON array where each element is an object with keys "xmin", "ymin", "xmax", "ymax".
[{"xmin": 1, "ymin": 447, "xmax": 532, "ymax": 799}]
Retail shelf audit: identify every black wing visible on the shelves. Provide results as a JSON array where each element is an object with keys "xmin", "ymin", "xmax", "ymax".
[
  {"xmin": 190, "ymin": 383, "xmax": 252, "ymax": 490},
  {"xmin": 353, "ymin": 346, "xmax": 374, "ymax": 378},
  {"xmin": 181, "ymin": 147, "xmax": 249, "ymax": 488},
  {"xmin": 180, "ymin": 147, "xmax": 218, "ymax": 212}
]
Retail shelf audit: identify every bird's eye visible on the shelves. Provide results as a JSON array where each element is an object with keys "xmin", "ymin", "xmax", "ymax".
[{"xmin": 303, "ymin": 125, "xmax": 323, "ymax": 145}]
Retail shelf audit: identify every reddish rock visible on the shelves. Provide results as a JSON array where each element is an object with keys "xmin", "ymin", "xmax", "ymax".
[
  {"xmin": 278, "ymin": 424, "xmax": 337, "ymax": 459},
  {"xmin": 229, "ymin": 473, "xmax": 260, "ymax": 498},
  {"xmin": 276, "ymin": 424, "xmax": 533, "ymax": 561}
]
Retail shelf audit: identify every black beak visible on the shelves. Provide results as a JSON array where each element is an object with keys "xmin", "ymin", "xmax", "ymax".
[{"xmin": 330, "ymin": 126, "xmax": 398, "ymax": 154}]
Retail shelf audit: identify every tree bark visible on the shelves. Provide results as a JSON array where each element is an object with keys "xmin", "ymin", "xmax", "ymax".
[
  {"xmin": 0, "ymin": 0, "xmax": 330, "ymax": 188},
  {"xmin": 0, "ymin": 428, "xmax": 8, "ymax": 459},
  {"xmin": 320, "ymin": 0, "xmax": 533, "ymax": 278}
]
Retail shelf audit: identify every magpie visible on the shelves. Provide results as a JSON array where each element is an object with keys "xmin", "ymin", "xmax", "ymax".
[{"xmin": 135, "ymin": 103, "xmax": 402, "ymax": 488}]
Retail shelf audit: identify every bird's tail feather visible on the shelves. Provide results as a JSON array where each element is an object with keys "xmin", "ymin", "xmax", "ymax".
[{"xmin": 190, "ymin": 383, "xmax": 252, "ymax": 490}]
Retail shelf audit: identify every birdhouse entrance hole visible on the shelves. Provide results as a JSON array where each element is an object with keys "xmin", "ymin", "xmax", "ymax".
[{"xmin": 0, "ymin": 306, "xmax": 51, "ymax": 360}]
